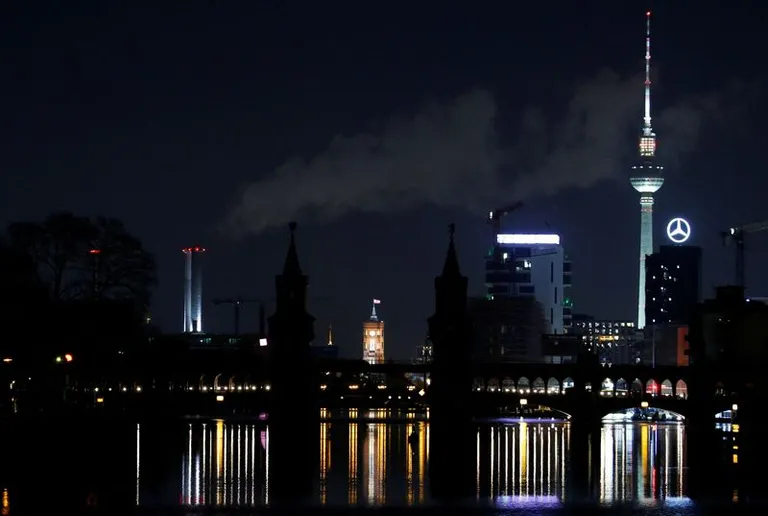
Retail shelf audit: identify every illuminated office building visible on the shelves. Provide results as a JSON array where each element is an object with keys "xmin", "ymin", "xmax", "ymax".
[
  {"xmin": 572, "ymin": 315, "xmax": 638, "ymax": 365},
  {"xmin": 485, "ymin": 233, "xmax": 572, "ymax": 334},
  {"xmin": 645, "ymin": 245, "xmax": 702, "ymax": 326}
]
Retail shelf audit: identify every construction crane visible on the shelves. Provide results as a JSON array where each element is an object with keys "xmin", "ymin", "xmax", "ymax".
[
  {"xmin": 211, "ymin": 297, "xmax": 264, "ymax": 336},
  {"xmin": 488, "ymin": 201, "xmax": 524, "ymax": 236},
  {"xmin": 212, "ymin": 295, "xmax": 332, "ymax": 336},
  {"xmin": 721, "ymin": 219, "xmax": 768, "ymax": 289}
]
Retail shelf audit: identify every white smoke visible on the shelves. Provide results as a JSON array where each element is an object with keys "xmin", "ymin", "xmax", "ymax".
[{"xmin": 223, "ymin": 69, "xmax": 718, "ymax": 236}]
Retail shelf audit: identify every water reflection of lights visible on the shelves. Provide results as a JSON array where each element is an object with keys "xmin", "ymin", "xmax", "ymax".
[
  {"xmin": 496, "ymin": 495, "xmax": 561, "ymax": 508},
  {"xmin": 599, "ymin": 422, "xmax": 687, "ymax": 505},
  {"xmin": 348, "ymin": 417, "xmax": 358, "ymax": 505},
  {"xmin": 320, "ymin": 421, "xmax": 331, "ymax": 504},
  {"xmin": 1, "ymin": 488, "xmax": 9, "ymax": 516},
  {"xmin": 481, "ymin": 421, "xmax": 688, "ymax": 506},
  {"xmin": 179, "ymin": 421, "xmax": 268, "ymax": 507},
  {"xmin": 135, "ymin": 423, "xmax": 141, "ymax": 506},
  {"xmin": 152, "ymin": 418, "xmax": 694, "ymax": 507},
  {"xmin": 364, "ymin": 423, "xmax": 387, "ymax": 505},
  {"xmin": 343, "ymin": 418, "xmax": 426, "ymax": 505},
  {"xmin": 482, "ymin": 423, "xmax": 567, "ymax": 501}
]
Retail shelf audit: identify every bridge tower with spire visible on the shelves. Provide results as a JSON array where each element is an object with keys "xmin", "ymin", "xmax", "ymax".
[
  {"xmin": 427, "ymin": 224, "xmax": 475, "ymax": 499},
  {"xmin": 266, "ymin": 222, "xmax": 317, "ymax": 504}
]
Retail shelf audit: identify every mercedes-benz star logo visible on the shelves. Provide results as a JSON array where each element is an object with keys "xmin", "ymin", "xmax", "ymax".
[{"xmin": 666, "ymin": 217, "xmax": 691, "ymax": 244}]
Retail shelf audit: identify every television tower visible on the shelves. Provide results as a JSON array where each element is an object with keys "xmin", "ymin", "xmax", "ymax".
[{"xmin": 630, "ymin": 10, "xmax": 664, "ymax": 329}]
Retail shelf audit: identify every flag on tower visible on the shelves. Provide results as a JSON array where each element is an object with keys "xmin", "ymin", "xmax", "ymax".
[{"xmin": 373, "ymin": 299, "xmax": 381, "ymax": 304}]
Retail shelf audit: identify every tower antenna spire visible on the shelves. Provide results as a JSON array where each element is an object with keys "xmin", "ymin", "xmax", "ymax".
[{"xmin": 643, "ymin": 10, "xmax": 653, "ymax": 135}]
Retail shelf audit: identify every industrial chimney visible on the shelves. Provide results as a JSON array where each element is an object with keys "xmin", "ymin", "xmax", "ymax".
[{"xmin": 182, "ymin": 246, "xmax": 206, "ymax": 333}]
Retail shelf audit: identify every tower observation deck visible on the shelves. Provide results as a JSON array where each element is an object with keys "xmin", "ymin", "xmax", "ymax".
[{"xmin": 630, "ymin": 11, "xmax": 664, "ymax": 329}]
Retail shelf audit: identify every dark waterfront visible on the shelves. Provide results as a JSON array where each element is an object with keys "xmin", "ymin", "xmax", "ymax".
[{"xmin": 0, "ymin": 409, "xmax": 732, "ymax": 514}]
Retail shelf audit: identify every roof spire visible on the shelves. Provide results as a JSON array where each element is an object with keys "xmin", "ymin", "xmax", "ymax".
[
  {"xmin": 370, "ymin": 299, "xmax": 380, "ymax": 321},
  {"xmin": 283, "ymin": 221, "xmax": 302, "ymax": 276},
  {"xmin": 442, "ymin": 223, "xmax": 461, "ymax": 277}
]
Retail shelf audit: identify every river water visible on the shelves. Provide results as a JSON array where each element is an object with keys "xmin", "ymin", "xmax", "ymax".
[
  {"xmin": 146, "ymin": 416, "xmax": 688, "ymax": 508},
  {"xmin": 0, "ymin": 410, "xmax": 730, "ymax": 512}
]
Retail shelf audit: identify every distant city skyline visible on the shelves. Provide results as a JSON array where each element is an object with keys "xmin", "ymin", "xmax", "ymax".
[{"xmin": 2, "ymin": 2, "xmax": 766, "ymax": 359}]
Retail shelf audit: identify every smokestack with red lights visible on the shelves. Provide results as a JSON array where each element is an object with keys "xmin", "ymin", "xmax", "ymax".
[{"xmin": 182, "ymin": 246, "xmax": 206, "ymax": 333}]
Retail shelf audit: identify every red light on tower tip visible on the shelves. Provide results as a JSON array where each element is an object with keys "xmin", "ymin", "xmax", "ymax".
[
  {"xmin": 646, "ymin": 11, "xmax": 651, "ymax": 16},
  {"xmin": 89, "ymin": 249, "xmax": 101, "ymax": 255}
]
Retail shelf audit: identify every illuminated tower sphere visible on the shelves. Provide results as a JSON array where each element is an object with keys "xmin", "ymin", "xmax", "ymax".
[
  {"xmin": 183, "ymin": 246, "xmax": 206, "ymax": 333},
  {"xmin": 630, "ymin": 11, "xmax": 664, "ymax": 330},
  {"xmin": 362, "ymin": 299, "xmax": 385, "ymax": 364}
]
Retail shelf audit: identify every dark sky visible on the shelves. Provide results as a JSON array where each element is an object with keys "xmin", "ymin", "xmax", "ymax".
[{"xmin": 2, "ymin": 1, "xmax": 767, "ymax": 359}]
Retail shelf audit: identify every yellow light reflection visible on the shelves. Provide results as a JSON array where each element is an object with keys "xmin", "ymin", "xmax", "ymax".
[
  {"xmin": 348, "ymin": 421, "xmax": 359, "ymax": 504},
  {"xmin": 418, "ymin": 422, "xmax": 427, "ymax": 504},
  {"xmin": 216, "ymin": 421, "xmax": 224, "ymax": 505},
  {"xmin": 320, "ymin": 422, "xmax": 330, "ymax": 505},
  {"xmin": 406, "ymin": 425, "xmax": 414, "ymax": 505},
  {"xmin": 519, "ymin": 422, "xmax": 528, "ymax": 494},
  {"xmin": 362, "ymin": 423, "xmax": 388, "ymax": 504},
  {"xmin": 2, "ymin": 488, "xmax": 9, "ymax": 516}
]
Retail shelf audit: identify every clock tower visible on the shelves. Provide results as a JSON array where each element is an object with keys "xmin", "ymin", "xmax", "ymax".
[{"xmin": 362, "ymin": 299, "xmax": 385, "ymax": 364}]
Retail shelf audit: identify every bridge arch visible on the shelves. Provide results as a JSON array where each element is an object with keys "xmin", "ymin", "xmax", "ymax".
[
  {"xmin": 213, "ymin": 373, "xmax": 223, "ymax": 391},
  {"xmin": 532, "ymin": 377, "xmax": 545, "ymax": 394},
  {"xmin": 546, "ymin": 377, "xmax": 560, "ymax": 394},
  {"xmin": 645, "ymin": 379, "xmax": 658, "ymax": 396},
  {"xmin": 675, "ymin": 379, "xmax": 688, "ymax": 399},
  {"xmin": 615, "ymin": 378, "xmax": 627, "ymax": 393},
  {"xmin": 562, "ymin": 377, "xmax": 574, "ymax": 391},
  {"xmin": 488, "ymin": 378, "xmax": 500, "ymax": 393},
  {"xmin": 473, "ymin": 377, "xmax": 485, "ymax": 392},
  {"xmin": 502, "ymin": 377, "xmax": 514, "ymax": 393},
  {"xmin": 601, "ymin": 378, "xmax": 614, "ymax": 394},
  {"xmin": 631, "ymin": 378, "xmax": 643, "ymax": 394},
  {"xmin": 660, "ymin": 379, "xmax": 673, "ymax": 397},
  {"xmin": 228, "ymin": 375, "xmax": 237, "ymax": 390},
  {"xmin": 518, "ymin": 377, "xmax": 530, "ymax": 393}
]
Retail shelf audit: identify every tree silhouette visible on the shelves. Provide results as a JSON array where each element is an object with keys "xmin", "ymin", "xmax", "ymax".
[
  {"xmin": 0, "ymin": 238, "xmax": 48, "ymax": 339},
  {"xmin": 7, "ymin": 212, "xmax": 93, "ymax": 301},
  {"xmin": 6, "ymin": 212, "xmax": 156, "ymax": 310},
  {"xmin": 2, "ymin": 213, "xmax": 156, "ymax": 360}
]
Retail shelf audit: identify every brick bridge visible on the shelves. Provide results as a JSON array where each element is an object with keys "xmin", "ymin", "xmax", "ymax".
[{"xmin": 72, "ymin": 356, "xmax": 737, "ymax": 419}]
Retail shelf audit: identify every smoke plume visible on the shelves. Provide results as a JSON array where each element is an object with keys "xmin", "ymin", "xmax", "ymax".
[{"xmin": 223, "ymin": 68, "xmax": 718, "ymax": 236}]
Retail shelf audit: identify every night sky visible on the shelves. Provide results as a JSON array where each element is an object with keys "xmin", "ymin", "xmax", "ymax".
[{"xmin": 2, "ymin": 1, "xmax": 766, "ymax": 359}]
